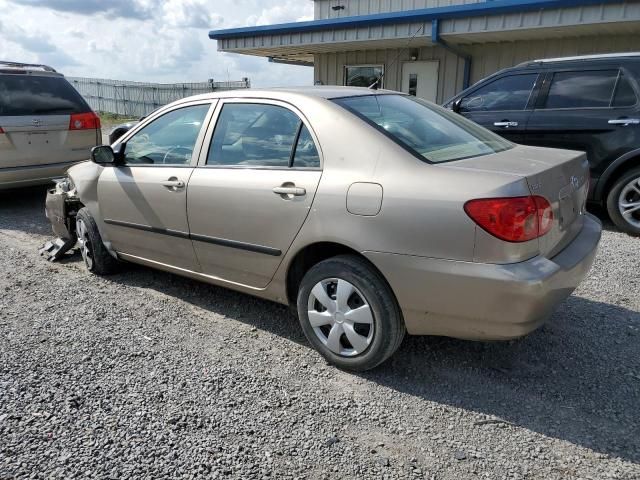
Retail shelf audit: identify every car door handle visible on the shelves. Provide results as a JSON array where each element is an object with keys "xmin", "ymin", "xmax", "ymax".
[
  {"xmin": 493, "ymin": 121, "xmax": 519, "ymax": 128},
  {"xmin": 162, "ymin": 179, "xmax": 185, "ymax": 189},
  {"xmin": 608, "ymin": 118, "xmax": 640, "ymax": 126},
  {"xmin": 273, "ymin": 186, "xmax": 306, "ymax": 196}
]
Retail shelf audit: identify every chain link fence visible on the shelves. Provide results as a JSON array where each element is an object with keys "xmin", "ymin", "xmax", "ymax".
[{"xmin": 68, "ymin": 77, "xmax": 251, "ymax": 118}]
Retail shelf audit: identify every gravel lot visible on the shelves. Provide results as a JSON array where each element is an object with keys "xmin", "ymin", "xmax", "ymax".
[{"xmin": 1, "ymin": 186, "xmax": 639, "ymax": 480}]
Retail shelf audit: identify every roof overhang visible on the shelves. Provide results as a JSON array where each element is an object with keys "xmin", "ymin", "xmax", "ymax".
[
  {"xmin": 210, "ymin": 0, "xmax": 638, "ymax": 64},
  {"xmin": 210, "ymin": 0, "xmax": 624, "ymax": 39}
]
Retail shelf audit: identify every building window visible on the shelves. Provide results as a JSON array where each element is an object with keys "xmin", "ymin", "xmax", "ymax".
[
  {"xmin": 344, "ymin": 65, "xmax": 384, "ymax": 88},
  {"xmin": 408, "ymin": 74, "xmax": 418, "ymax": 96}
]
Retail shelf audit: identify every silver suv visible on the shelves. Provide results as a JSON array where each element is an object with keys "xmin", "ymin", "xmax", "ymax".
[{"xmin": 0, "ymin": 61, "xmax": 100, "ymax": 190}]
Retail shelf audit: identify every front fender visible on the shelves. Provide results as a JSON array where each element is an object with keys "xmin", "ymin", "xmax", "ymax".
[{"xmin": 67, "ymin": 161, "xmax": 118, "ymax": 257}]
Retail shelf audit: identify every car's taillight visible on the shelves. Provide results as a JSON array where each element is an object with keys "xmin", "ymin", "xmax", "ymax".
[
  {"xmin": 0, "ymin": 126, "xmax": 4, "ymax": 134},
  {"xmin": 69, "ymin": 112, "xmax": 100, "ymax": 130},
  {"xmin": 464, "ymin": 195, "xmax": 553, "ymax": 243}
]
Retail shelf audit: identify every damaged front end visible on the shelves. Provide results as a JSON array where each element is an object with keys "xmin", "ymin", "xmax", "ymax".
[{"xmin": 39, "ymin": 177, "xmax": 83, "ymax": 261}]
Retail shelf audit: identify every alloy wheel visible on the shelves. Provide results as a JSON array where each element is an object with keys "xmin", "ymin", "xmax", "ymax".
[
  {"xmin": 307, "ymin": 278, "xmax": 374, "ymax": 357},
  {"xmin": 618, "ymin": 176, "xmax": 640, "ymax": 229},
  {"xmin": 76, "ymin": 218, "xmax": 94, "ymax": 270}
]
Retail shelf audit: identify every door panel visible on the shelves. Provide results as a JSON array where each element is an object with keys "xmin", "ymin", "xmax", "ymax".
[
  {"xmin": 459, "ymin": 72, "xmax": 541, "ymax": 143},
  {"xmin": 401, "ymin": 61, "xmax": 439, "ymax": 103},
  {"xmin": 187, "ymin": 168, "xmax": 321, "ymax": 287},
  {"xmin": 97, "ymin": 102, "xmax": 214, "ymax": 270},
  {"xmin": 187, "ymin": 100, "xmax": 323, "ymax": 288},
  {"xmin": 523, "ymin": 68, "xmax": 640, "ymax": 178},
  {"xmin": 98, "ymin": 166, "xmax": 198, "ymax": 270}
]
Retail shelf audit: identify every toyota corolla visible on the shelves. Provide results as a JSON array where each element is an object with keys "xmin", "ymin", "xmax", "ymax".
[{"xmin": 41, "ymin": 87, "xmax": 602, "ymax": 371}]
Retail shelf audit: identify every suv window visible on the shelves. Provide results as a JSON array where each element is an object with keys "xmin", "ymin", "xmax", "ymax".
[
  {"xmin": 0, "ymin": 74, "xmax": 89, "ymax": 116},
  {"xmin": 612, "ymin": 73, "xmax": 637, "ymax": 107},
  {"xmin": 460, "ymin": 74, "xmax": 538, "ymax": 112},
  {"xmin": 124, "ymin": 104, "xmax": 210, "ymax": 166},
  {"xmin": 207, "ymin": 103, "xmax": 317, "ymax": 168},
  {"xmin": 543, "ymin": 70, "xmax": 622, "ymax": 109}
]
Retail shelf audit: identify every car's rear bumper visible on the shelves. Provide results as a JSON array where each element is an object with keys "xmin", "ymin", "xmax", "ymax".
[
  {"xmin": 0, "ymin": 160, "xmax": 82, "ymax": 190},
  {"xmin": 364, "ymin": 213, "xmax": 602, "ymax": 340}
]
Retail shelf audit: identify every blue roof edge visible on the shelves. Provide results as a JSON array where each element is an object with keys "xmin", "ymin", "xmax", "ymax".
[{"xmin": 209, "ymin": 0, "xmax": 620, "ymax": 40}]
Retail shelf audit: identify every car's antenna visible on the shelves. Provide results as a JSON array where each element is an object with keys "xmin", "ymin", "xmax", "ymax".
[{"xmin": 368, "ymin": 23, "xmax": 426, "ymax": 90}]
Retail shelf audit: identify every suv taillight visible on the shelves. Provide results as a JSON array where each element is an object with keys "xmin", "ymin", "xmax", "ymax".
[
  {"xmin": 69, "ymin": 112, "xmax": 100, "ymax": 131},
  {"xmin": 464, "ymin": 196, "xmax": 553, "ymax": 243},
  {"xmin": 0, "ymin": 126, "xmax": 4, "ymax": 134}
]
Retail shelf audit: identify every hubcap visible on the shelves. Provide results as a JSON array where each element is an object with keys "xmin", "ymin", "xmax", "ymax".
[
  {"xmin": 76, "ymin": 219, "xmax": 94, "ymax": 270},
  {"xmin": 307, "ymin": 278, "xmax": 374, "ymax": 357},
  {"xmin": 618, "ymin": 176, "xmax": 640, "ymax": 229}
]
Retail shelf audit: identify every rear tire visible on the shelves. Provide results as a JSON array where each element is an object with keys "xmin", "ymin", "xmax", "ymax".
[
  {"xmin": 606, "ymin": 167, "xmax": 640, "ymax": 236},
  {"xmin": 296, "ymin": 254, "xmax": 405, "ymax": 371},
  {"xmin": 75, "ymin": 207, "xmax": 120, "ymax": 275}
]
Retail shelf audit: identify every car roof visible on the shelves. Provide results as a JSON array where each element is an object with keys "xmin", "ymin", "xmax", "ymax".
[
  {"xmin": 175, "ymin": 86, "xmax": 400, "ymax": 104},
  {"xmin": 517, "ymin": 52, "xmax": 640, "ymax": 67},
  {"xmin": 0, "ymin": 61, "xmax": 62, "ymax": 77}
]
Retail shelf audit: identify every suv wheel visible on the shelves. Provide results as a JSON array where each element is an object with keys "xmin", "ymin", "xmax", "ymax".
[
  {"xmin": 296, "ymin": 255, "xmax": 405, "ymax": 371},
  {"xmin": 606, "ymin": 167, "xmax": 640, "ymax": 236},
  {"xmin": 76, "ymin": 208, "xmax": 120, "ymax": 274}
]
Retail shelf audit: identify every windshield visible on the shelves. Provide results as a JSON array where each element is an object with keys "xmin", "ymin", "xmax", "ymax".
[
  {"xmin": 0, "ymin": 75, "xmax": 89, "ymax": 116},
  {"xmin": 332, "ymin": 94, "xmax": 513, "ymax": 163}
]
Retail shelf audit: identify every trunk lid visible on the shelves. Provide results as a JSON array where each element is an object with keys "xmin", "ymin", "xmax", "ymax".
[
  {"xmin": 0, "ymin": 73, "xmax": 97, "ymax": 168},
  {"xmin": 445, "ymin": 144, "xmax": 589, "ymax": 258},
  {"xmin": 0, "ymin": 115, "xmax": 97, "ymax": 168}
]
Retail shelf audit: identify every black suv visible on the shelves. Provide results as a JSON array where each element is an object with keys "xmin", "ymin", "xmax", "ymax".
[{"xmin": 444, "ymin": 53, "xmax": 640, "ymax": 236}]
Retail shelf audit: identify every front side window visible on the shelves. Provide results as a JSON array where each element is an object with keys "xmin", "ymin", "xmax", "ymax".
[
  {"xmin": 124, "ymin": 104, "xmax": 210, "ymax": 166},
  {"xmin": 0, "ymin": 75, "xmax": 89, "ymax": 116},
  {"xmin": 543, "ymin": 70, "xmax": 619, "ymax": 109},
  {"xmin": 345, "ymin": 65, "xmax": 384, "ymax": 88},
  {"xmin": 334, "ymin": 94, "xmax": 513, "ymax": 163},
  {"xmin": 207, "ymin": 103, "xmax": 319, "ymax": 168},
  {"xmin": 460, "ymin": 74, "xmax": 538, "ymax": 112}
]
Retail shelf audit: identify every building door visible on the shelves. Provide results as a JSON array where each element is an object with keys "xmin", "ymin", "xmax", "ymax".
[{"xmin": 401, "ymin": 61, "xmax": 439, "ymax": 102}]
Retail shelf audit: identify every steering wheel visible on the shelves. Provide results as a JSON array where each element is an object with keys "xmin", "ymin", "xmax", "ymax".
[{"xmin": 162, "ymin": 146, "xmax": 193, "ymax": 164}]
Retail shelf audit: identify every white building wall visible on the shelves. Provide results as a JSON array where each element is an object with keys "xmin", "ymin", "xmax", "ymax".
[
  {"xmin": 314, "ymin": 0, "xmax": 484, "ymax": 20},
  {"xmin": 314, "ymin": 33, "xmax": 640, "ymax": 103}
]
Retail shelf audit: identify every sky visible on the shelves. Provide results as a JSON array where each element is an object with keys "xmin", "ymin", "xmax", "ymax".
[{"xmin": 0, "ymin": 0, "xmax": 315, "ymax": 87}]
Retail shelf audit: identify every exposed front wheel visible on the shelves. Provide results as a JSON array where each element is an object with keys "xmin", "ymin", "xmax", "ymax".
[
  {"xmin": 75, "ymin": 208, "xmax": 120, "ymax": 275},
  {"xmin": 296, "ymin": 255, "xmax": 405, "ymax": 371},
  {"xmin": 606, "ymin": 168, "xmax": 640, "ymax": 236}
]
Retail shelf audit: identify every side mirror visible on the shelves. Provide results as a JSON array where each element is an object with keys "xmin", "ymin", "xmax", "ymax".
[
  {"xmin": 452, "ymin": 98, "xmax": 462, "ymax": 114},
  {"xmin": 91, "ymin": 145, "xmax": 116, "ymax": 165}
]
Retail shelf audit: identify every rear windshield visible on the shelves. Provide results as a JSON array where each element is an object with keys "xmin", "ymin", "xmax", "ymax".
[
  {"xmin": 333, "ymin": 94, "xmax": 513, "ymax": 163},
  {"xmin": 0, "ymin": 74, "xmax": 89, "ymax": 116}
]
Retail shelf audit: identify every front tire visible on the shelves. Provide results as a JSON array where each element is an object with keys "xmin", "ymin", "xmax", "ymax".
[
  {"xmin": 296, "ymin": 255, "xmax": 405, "ymax": 371},
  {"xmin": 606, "ymin": 167, "xmax": 640, "ymax": 236},
  {"xmin": 75, "ymin": 208, "xmax": 119, "ymax": 275}
]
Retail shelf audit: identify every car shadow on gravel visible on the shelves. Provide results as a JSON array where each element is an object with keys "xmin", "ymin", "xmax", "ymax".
[
  {"xmin": 364, "ymin": 295, "xmax": 640, "ymax": 464},
  {"xmin": 101, "ymin": 264, "xmax": 639, "ymax": 464},
  {"xmin": 0, "ymin": 186, "xmax": 51, "ymax": 237}
]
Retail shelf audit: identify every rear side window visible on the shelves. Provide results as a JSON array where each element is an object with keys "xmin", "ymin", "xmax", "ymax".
[
  {"xmin": 612, "ymin": 73, "xmax": 637, "ymax": 107},
  {"xmin": 460, "ymin": 74, "xmax": 538, "ymax": 112},
  {"xmin": 543, "ymin": 70, "xmax": 621, "ymax": 109},
  {"xmin": 292, "ymin": 125, "xmax": 320, "ymax": 168},
  {"xmin": 0, "ymin": 75, "xmax": 89, "ymax": 116},
  {"xmin": 207, "ymin": 103, "xmax": 318, "ymax": 168}
]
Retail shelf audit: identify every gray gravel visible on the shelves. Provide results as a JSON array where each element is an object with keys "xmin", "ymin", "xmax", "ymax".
[{"xmin": 1, "ymin": 186, "xmax": 639, "ymax": 480}]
